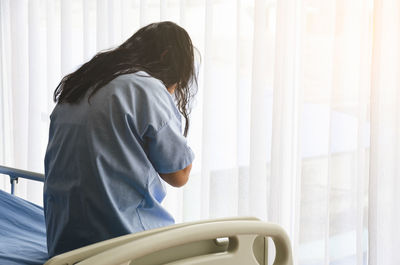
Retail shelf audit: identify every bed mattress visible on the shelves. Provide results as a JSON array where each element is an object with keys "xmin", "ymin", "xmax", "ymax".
[{"xmin": 0, "ymin": 190, "xmax": 47, "ymax": 265}]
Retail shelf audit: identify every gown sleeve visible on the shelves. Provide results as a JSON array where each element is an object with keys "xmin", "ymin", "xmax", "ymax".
[{"xmin": 146, "ymin": 115, "xmax": 194, "ymax": 174}]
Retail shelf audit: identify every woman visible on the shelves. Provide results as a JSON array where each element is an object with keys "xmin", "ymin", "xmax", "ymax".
[{"xmin": 43, "ymin": 21, "xmax": 197, "ymax": 258}]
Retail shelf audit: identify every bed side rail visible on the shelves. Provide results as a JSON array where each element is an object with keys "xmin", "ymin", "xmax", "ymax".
[
  {"xmin": 45, "ymin": 217, "xmax": 261, "ymax": 265},
  {"xmin": 0, "ymin": 165, "xmax": 44, "ymax": 195},
  {"xmin": 78, "ymin": 220, "xmax": 293, "ymax": 265}
]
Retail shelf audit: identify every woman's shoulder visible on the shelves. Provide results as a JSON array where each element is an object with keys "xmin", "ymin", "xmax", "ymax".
[
  {"xmin": 111, "ymin": 71, "xmax": 176, "ymax": 113},
  {"xmin": 110, "ymin": 72, "xmax": 178, "ymax": 133},
  {"xmin": 122, "ymin": 71, "xmax": 173, "ymax": 102}
]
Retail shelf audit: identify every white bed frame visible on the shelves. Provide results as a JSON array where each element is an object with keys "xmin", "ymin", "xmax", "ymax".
[
  {"xmin": 0, "ymin": 165, "xmax": 293, "ymax": 265},
  {"xmin": 46, "ymin": 217, "xmax": 293, "ymax": 265}
]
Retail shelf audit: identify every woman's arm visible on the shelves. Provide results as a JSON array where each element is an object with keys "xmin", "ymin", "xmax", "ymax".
[{"xmin": 159, "ymin": 163, "xmax": 192, "ymax": 187}]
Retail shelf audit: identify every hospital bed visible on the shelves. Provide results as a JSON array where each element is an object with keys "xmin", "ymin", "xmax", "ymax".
[{"xmin": 0, "ymin": 165, "xmax": 293, "ymax": 265}]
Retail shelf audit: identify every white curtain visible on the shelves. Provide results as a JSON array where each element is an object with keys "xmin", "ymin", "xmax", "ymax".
[
  {"xmin": 0, "ymin": 0, "xmax": 399, "ymax": 264},
  {"xmin": 369, "ymin": 0, "xmax": 400, "ymax": 264}
]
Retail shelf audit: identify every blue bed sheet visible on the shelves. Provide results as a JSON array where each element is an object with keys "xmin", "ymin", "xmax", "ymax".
[{"xmin": 0, "ymin": 190, "xmax": 48, "ymax": 265}]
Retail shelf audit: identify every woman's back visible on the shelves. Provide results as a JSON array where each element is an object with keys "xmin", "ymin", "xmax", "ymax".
[{"xmin": 44, "ymin": 72, "xmax": 193, "ymax": 257}]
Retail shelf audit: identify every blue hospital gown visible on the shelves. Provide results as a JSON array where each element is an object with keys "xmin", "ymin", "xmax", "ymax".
[{"xmin": 44, "ymin": 71, "xmax": 194, "ymax": 257}]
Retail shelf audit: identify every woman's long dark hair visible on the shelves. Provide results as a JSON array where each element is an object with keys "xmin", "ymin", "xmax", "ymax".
[{"xmin": 54, "ymin": 21, "xmax": 198, "ymax": 136}]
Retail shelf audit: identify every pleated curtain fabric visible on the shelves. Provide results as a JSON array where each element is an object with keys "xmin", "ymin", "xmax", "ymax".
[
  {"xmin": 369, "ymin": 0, "xmax": 400, "ymax": 264},
  {"xmin": 0, "ymin": 0, "xmax": 399, "ymax": 264}
]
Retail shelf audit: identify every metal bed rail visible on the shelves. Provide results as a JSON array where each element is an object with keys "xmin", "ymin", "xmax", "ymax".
[{"xmin": 0, "ymin": 165, "xmax": 44, "ymax": 195}]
